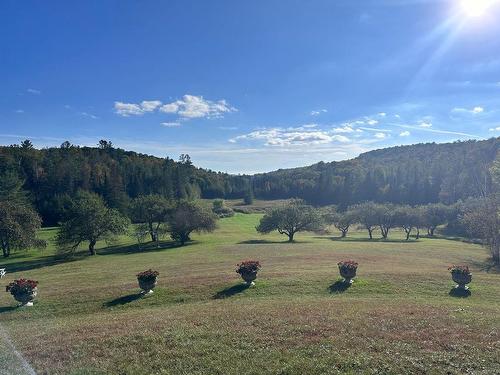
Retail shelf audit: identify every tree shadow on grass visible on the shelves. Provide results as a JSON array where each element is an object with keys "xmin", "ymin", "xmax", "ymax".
[
  {"xmin": 238, "ymin": 239, "xmax": 311, "ymax": 245},
  {"xmin": 316, "ymin": 236, "xmax": 415, "ymax": 244},
  {"xmin": 98, "ymin": 240, "xmax": 189, "ymax": 256},
  {"xmin": 0, "ymin": 256, "xmax": 79, "ymax": 274},
  {"xmin": 213, "ymin": 283, "xmax": 250, "ymax": 299},
  {"xmin": 0, "ymin": 306, "xmax": 18, "ymax": 314},
  {"xmin": 449, "ymin": 287, "xmax": 471, "ymax": 298},
  {"xmin": 104, "ymin": 293, "xmax": 143, "ymax": 307},
  {"xmin": 329, "ymin": 280, "xmax": 352, "ymax": 294},
  {"xmin": 468, "ymin": 259, "xmax": 500, "ymax": 274}
]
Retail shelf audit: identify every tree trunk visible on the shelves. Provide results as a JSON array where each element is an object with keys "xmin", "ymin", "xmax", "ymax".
[
  {"xmin": 288, "ymin": 232, "xmax": 295, "ymax": 242},
  {"xmin": 2, "ymin": 240, "xmax": 10, "ymax": 257},
  {"xmin": 341, "ymin": 229, "xmax": 347, "ymax": 238},
  {"xmin": 492, "ymin": 239, "xmax": 500, "ymax": 266},
  {"xmin": 416, "ymin": 227, "xmax": 420, "ymax": 239},
  {"xmin": 89, "ymin": 240, "xmax": 97, "ymax": 256},
  {"xmin": 405, "ymin": 229, "xmax": 411, "ymax": 241},
  {"xmin": 368, "ymin": 228, "xmax": 373, "ymax": 239}
]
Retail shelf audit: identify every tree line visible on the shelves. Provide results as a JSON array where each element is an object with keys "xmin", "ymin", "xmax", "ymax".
[
  {"xmin": 0, "ymin": 138, "xmax": 498, "ymax": 226},
  {"xmin": 255, "ymin": 152, "xmax": 500, "ymax": 266}
]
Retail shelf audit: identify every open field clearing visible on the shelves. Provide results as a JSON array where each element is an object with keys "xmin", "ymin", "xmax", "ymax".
[{"xmin": 0, "ymin": 213, "xmax": 499, "ymax": 374}]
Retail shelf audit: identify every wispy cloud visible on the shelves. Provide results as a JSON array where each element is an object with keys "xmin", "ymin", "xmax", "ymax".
[
  {"xmin": 15, "ymin": 109, "xmax": 24, "ymax": 114},
  {"xmin": 400, "ymin": 131, "xmax": 411, "ymax": 137},
  {"xmin": 80, "ymin": 112, "xmax": 99, "ymax": 120},
  {"xmin": 310, "ymin": 109, "xmax": 327, "ymax": 116},
  {"xmin": 26, "ymin": 88, "xmax": 41, "ymax": 95},
  {"xmin": 451, "ymin": 106, "xmax": 484, "ymax": 115},
  {"xmin": 161, "ymin": 122, "xmax": 181, "ymax": 127}
]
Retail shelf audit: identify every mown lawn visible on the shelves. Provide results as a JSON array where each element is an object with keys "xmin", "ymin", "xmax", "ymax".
[{"xmin": 0, "ymin": 213, "xmax": 499, "ymax": 374}]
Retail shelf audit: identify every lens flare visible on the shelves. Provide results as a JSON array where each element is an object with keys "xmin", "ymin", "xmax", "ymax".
[{"xmin": 461, "ymin": 0, "xmax": 496, "ymax": 17}]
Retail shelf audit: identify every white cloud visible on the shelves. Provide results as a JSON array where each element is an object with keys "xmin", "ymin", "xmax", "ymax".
[
  {"xmin": 489, "ymin": 126, "xmax": 500, "ymax": 132},
  {"xmin": 141, "ymin": 100, "xmax": 162, "ymax": 112},
  {"xmin": 374, "ymin": 132, "xmax": 386, "ymax": 139},
  {"xmin": 160, "ymin": 95, "xmax": 236, "ymax": 119},
  {"xmin": 15, "ymin": 109, "xmax": 24, "ymax": 113},
  {"xmin": 366, "ymin": 119, "xmax": 379, "ymax": 126},
  {"xmin": 451, "ymin": 106, "xmax": 484, "ymax": 115},
  {"xmin": 419, "ymin": 122, "xmax": 433, "ymax": 128},
  {"xmin": 310, "ymin": 109, "xmax": 327, "ymax": 116},
  {"xmin": 115, "ymin": 95, "xmax": 236, "ymax": 121},
  {"xmin": 161, "ymin": 122, "xmax": 181, "ymax": 127},
  {"xmin": 114, "ymin": 102, "xmax": 145, "ymax": 116},
  {"xmin": 332, "ymin": 125, "xmax": 355, "ymax": 133},
  {"xmin": 230, "ymin": 127, "xmax": 350, "ymax": 146},
  {"xmin": 160, "ymin": 103, "xmax": 179, "ymax": 113},
  {"xmin": 218, "ymin": 126, "xmax": 238, "ymax": 130},
  {"xmin": 27, "ymin": 88, "xmax": 41, "ymax": 95},
  {"xmin": 399, "ymin": 131, "xmax": 411, "ymax": 137},
  {"xmin": 378, "ymin": 112, "xmax": 387, "ymax": 117}
]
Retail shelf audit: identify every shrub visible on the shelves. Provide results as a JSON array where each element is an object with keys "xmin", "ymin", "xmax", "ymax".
[
  {"xmin": 212, "ymin": 199, "xmax": 235, "ymax": 218},
  {"xmin": 236, "ymin": 260, "xmax": 261, "ymax": 275},
  {"xmin": 5, "ymin": 279, "xmax": 38, "ymax": 295},
  {"xmin": 137, "ymin": 269, "xmax": 159, "ymax": 282}
]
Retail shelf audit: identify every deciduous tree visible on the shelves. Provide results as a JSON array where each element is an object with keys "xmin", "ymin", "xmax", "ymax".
[
  {"xmin": 169, "ymin": 201, "xmax": 217, "ymax": 246},
  {"xmin": 56, "ymin": 191, "xmax": 129, "ymax": 255},
  {"xmin": 256, "ymin": 199, "xmax": 323, "ymax": 242}
]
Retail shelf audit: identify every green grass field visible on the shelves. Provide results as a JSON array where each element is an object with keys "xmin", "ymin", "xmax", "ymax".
[{"xmin": 0, "ymin": 213, "xmax": 499, "ymax": 374}]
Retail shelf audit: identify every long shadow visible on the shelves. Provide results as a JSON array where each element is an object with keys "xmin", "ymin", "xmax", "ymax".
[
  {"xmin": 98, "ymin": 240, "xmax": 189, "ymax": 256},
  {"xmin": 317, "ymin": 236, "xmax": 416, "ymax": 243},
  {"xmin": 0, "ymin": 256, "xmax": 78, "ymax": 274},
  {"xmin": 468, "ymin": 259, "xmax": 500, "ymax": 274},
  {"xmin": 0, "ymin": 306, "xmax": 18, "ymax": 314},
  {"xmin": 238, "ymin": 239, "xmax": 311, "ymax": 245},
  {"xmin": 104, "ymin": 293, "xmax": 143, "ymax": 307},
  {"xmin": 449, "ymin": 287, "xmax": 471, "ymax": 298},
  {"xmin": 329, "ymin": 280, "xmax": 352, "ymax": 294},
  {"xmin": 213, "ymin": 283, "xmax": 250, "ymax": 299}
]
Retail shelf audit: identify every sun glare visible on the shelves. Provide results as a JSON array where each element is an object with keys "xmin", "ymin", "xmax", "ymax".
[{"xmin": 461, "ymin": 0, "xmax": 496, "ymax": 17}]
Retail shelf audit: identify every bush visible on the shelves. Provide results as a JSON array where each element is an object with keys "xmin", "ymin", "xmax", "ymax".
[
  {"xmin": 212, "ymin": 199, "xmax": 235, "ymax": 218},
  {"xmin": 243, "ymin": 192, "xmax": 254, "ymax": 205}
]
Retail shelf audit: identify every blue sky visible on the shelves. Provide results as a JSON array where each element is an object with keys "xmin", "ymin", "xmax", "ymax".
[{"xmin": 1, "ymin": 0, "xmax": 500, "ymax": 173}]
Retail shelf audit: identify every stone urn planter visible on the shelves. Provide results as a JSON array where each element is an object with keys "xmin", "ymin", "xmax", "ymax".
[
  {"xmin": 137, "ymin": 269, "xmax": 159, "ymax": 295},
  {"xmin": 449, "ymin": 265, "xmax": 472, "ymax": 290},
  {"xmin": 236, "ymin": 260, "xmax": 261, "ymax": 286},
  {"xmin": 5, "ymin": 279, "xmax": 38, "ymax": 307},
  {"xmin": 338, "ymin": 260, "xmax": 358, "ymax": 284},
  {"xmin": 13, "ymin": 288, "xmax": 38, "ymax": 306}
]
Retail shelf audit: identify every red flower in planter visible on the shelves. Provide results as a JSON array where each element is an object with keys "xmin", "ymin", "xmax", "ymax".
[
  {"xmin": 236, "ymin": 260, "xmax": 261, "ymax": 274},
  {"xmin": 5, "ymin": 279, "xmax": 38, "ymax": 295}
]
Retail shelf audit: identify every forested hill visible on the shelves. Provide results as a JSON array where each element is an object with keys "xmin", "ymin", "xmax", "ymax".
[
  {"xmin": 0, "ymin": 137, "xmax": 498, "ymax": 224},
  {"xmin": 252, "ymin": 138, "xmax": 500, "ymax": 207},
  {"xmin": 0, "ymin": 140, "xmax": 251, "ymax": 225}
]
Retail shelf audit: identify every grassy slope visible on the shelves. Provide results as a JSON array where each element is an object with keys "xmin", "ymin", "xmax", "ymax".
[{"xmin": 0, "ymin": 213, "xmax": 499, "ymax": 375}]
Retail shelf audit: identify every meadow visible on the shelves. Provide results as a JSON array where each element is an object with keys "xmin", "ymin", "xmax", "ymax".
[{"xmin": 0, "ymin": 212, "xmax": 499, "ymax": 375}]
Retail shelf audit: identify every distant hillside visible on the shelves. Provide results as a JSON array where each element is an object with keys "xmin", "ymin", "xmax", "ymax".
[
  {"xmin": 1, "ymin": 137, "xmax": 498, "ymax": 224},
  {"xmin": 252, "ymin": 138, "xmax": 500, "ymax": 207}
]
